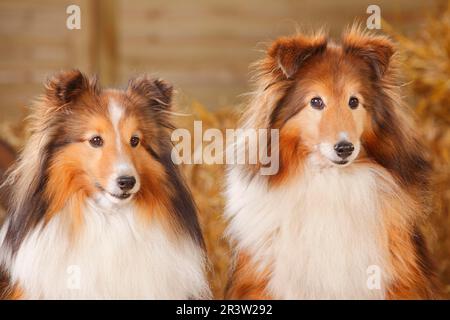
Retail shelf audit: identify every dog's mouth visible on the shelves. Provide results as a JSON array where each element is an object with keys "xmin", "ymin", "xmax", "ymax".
[
  {"xmin": 95, "ymin": 183, "xmax": 133, "ymax": 201},
  {"xmin": 108, "ymin": 192, "xmax": 132, "ymax": 200}
]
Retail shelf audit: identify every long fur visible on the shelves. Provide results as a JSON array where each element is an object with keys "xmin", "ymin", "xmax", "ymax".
[
  {"xmin": 224, "ymin": 26, "xmax": 440, "ymax": 299},
  {"xmin": 0, "ymin": 139, "xmax": 15, "ymax": 215},
  {"xmin": 0, "ymin": 70, "xmax": 211, "ymax": 299}
]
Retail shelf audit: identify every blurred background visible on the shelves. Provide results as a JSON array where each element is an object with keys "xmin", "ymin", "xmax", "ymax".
[{"xmin": 0, "ymin": 0, "xmax": 448, "ymax": 298}]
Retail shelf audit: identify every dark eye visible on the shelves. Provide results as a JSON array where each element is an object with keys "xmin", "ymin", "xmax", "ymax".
[
  {"xmin": 89, "ymin": 136, "xmax": 104, "ymax": 148},
  {"xmin": 349, "ymin": 97, "xmax": 359, "ymax": 109},
  {"xmin": 310, "ymin": 97, "xmax": 324, "ymax": 110},
  {"xmin": 130, "ymin": 136, "xmax": 140, "ymax": 148}
]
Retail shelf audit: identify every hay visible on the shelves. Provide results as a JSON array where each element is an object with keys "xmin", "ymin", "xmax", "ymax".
[
  {"xmin": 384, "ymin": 4, "xmax": 450, "ymax": 296},
  {"xmin": 173, "ymin": 102, "xmax": 240, "ymax": 298}
]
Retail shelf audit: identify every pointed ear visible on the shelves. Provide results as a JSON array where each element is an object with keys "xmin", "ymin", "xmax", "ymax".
[
  {"xmin": 45, "ymin": 70, "xmax": 96, "ymax": 106},
  {"xmin": 268, "ymin": 34, "xmax": 327, "ymax": 79},
  {"xmin": 342, "ymin": 28, "xmax": 395, "ymax": 79},
  {"xmin": 127, "ymin": 75, "xmax": 173, "ymax": 109}
]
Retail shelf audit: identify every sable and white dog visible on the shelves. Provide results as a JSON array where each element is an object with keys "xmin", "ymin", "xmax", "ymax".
[
  {"xmin": 224, "ymin": 28, "xmax": 440, "ymax": 299},
  {"xmin": 0, "ymin": 70, "xmax": 211, "ymax": 299}
]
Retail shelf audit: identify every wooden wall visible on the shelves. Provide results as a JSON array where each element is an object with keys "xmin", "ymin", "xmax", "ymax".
[
  {"xmin": 0, "ymin": 0, "xmax": 92, "ymax": 121},
  {"xmin": 0, "ymin": 0, "xmax": 430, "ymax": 122}
]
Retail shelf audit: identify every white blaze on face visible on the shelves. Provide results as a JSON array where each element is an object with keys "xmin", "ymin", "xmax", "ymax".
[
  {"xmin": 104, "ymin": 99, "xmax": 140, "ymax": 203},
  {"xmin": 109, "ymin": 99, "xmax": 124, "ymax": 153},
  {"xmin": 339, "ymin": 131, "xmax": 349, "ymax": 141}
]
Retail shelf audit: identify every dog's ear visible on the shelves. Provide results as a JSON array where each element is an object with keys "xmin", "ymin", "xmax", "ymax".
[
  {"xmin": 342, "ymin": 28, "xmax": 395, "ymax": 79},
  {"xmin": 269, "ymin": 34, "xmax": 327, "ymax": 79},
  {"xmin": 45, "ymin": 70, "xmax": 96, "ymax": 106},
  {"xmin": 127, "ymin": 75, "xmax": 173, "ymax": 109}
]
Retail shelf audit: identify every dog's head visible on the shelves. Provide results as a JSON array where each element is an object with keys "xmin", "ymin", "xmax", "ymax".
[
  {"xmin": 247, "ymin": 27, "xmax": 429, "ymax": 189},
  {"xmin": 42, "ymin": 70, "xmax": 173, "ymax": 209},
  {"xmin": 4, "ymin": 70, "xmax": 204, "ymax": 250},
  {"xmin": 266, "ymin": 28, "xmax": 395, "ymax": 168}
]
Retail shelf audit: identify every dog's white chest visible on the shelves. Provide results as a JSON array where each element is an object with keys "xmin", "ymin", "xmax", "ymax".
[
  {"xmin": 6, "ymin": 202, "xmax": 209, "ymax": 299},
  {"xmin": 226, "ymin": 165, "xmax": 391, "ymax": 299}
]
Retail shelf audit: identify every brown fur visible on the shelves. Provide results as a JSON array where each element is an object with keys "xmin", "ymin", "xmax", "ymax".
[
  {"xmin": 225, "ymin": 252, "xmax": 272, "ymax": 300},
  {"xmin": 0, "ymin": 266, "xmax": 22, "ymax": 300}
]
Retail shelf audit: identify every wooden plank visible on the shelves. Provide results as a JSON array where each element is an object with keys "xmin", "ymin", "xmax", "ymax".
[{"xmin": 91, "ymin": 0, "xmax": 118, "ymax": 85}]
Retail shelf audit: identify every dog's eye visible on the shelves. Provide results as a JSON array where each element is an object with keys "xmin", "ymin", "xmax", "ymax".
[
  {"xmin": 130, "ymin": 136, "xmax": 140, "ymax": 148},
  {"xmin": 349, "ymin": 97, "xmax": 359, "ymax": 109},
  {"xmin": 89, "ymin": 136, "xmax": 104, "ymax": 148},
  {"xmin": 310, "ymin": 97, "xmax": 324, "ymax": 110}
]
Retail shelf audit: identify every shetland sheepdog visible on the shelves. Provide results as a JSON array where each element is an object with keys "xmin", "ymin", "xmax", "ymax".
[
  {"xmin": 0, "ymin": 70, "xmax": 211, "ymax": 299},
  {"xmin": 224, "ymin": 27, "xmax": 440, "ymax": 299}
]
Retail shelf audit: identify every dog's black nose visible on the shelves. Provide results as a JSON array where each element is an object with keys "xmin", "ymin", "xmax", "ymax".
[
  {"xmin": 334, "ymin": 141, "xmax": 354, "ymax": 159},
  {"xmin": 117, "ymin": 176, "xmax": 136, "ymax": 191}
]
